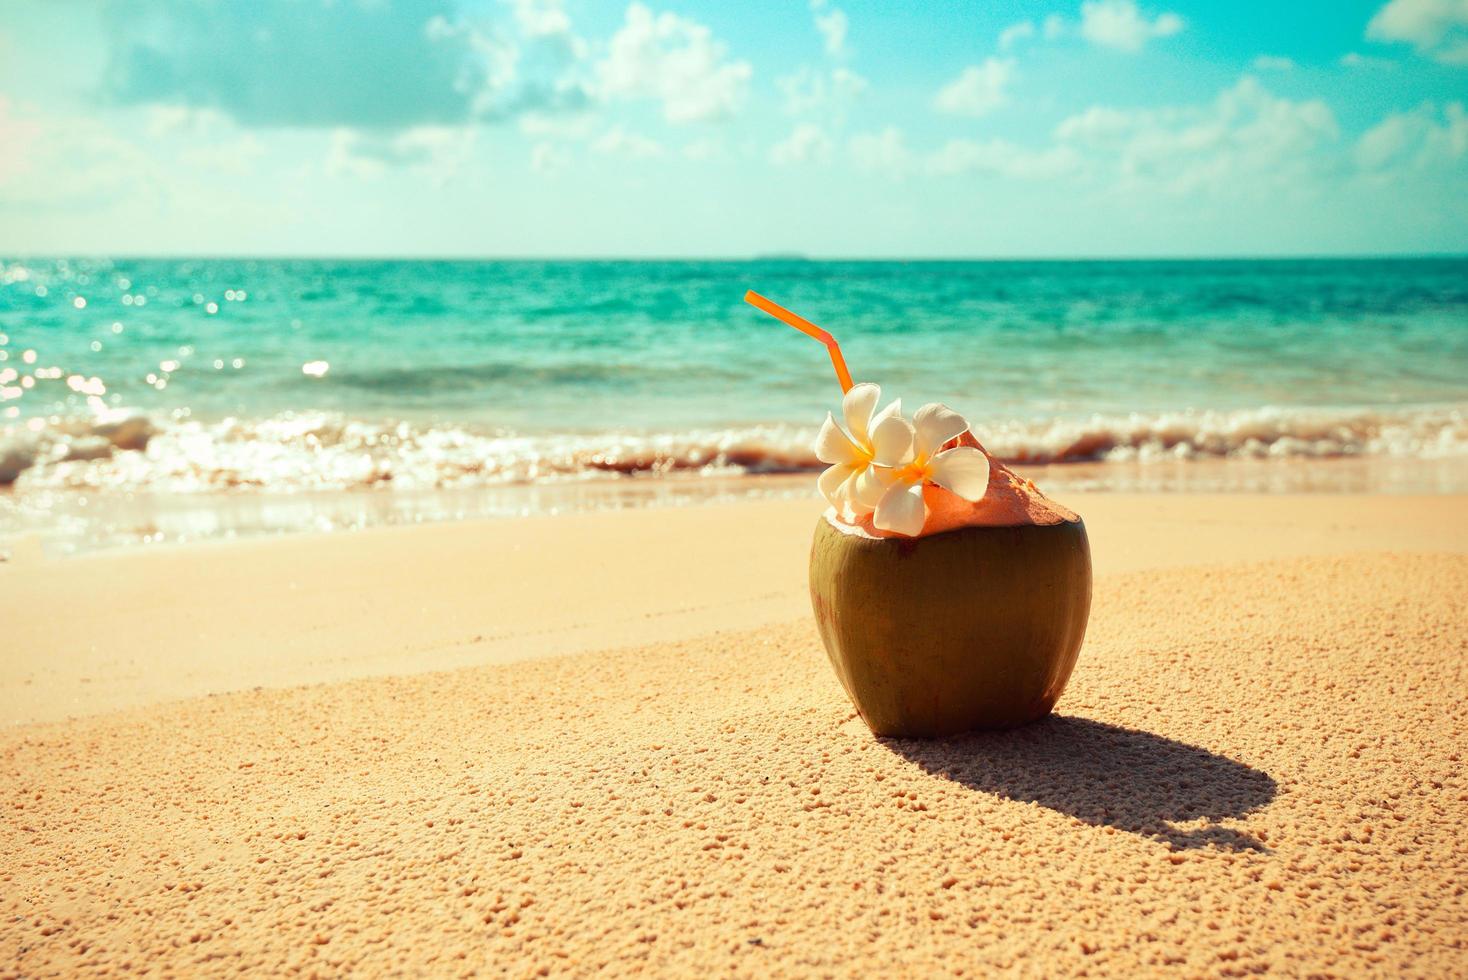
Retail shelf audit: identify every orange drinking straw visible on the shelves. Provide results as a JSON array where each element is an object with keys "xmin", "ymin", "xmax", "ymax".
[{"xmin": 743, "ymin": 290, "xmax": 854, "ymax": 394}]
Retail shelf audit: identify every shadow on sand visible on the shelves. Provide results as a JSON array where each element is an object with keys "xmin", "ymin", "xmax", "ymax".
[{"xmin": 881, "ymin": 715, "xmax": 1277, "ymax": 852}]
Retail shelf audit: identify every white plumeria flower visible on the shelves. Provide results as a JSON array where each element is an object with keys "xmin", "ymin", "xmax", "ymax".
[
  {"xmin": 855, "ymin": 402, "xmax": 992, "ymax": 537},
  {"xmin": 813, "ymin": 382, "xmax": 910, "ymax": 518}
]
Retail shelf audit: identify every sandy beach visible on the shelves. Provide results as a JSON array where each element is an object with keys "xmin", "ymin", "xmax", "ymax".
[
  {"xmin": 8, "ymin": 0, "xmax": 1468, "ymax": 972},
  {"xmin": 4, "ymin": 490, "xmax": 1468, "ymax": 975}
]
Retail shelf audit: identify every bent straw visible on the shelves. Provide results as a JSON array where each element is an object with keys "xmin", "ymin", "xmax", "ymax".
[{"xmin": 743, "ymin": 290, "xmax": 854, "ymax": 394}]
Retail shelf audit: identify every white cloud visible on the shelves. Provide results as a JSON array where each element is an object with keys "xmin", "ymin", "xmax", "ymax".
[
  {"xmin": 999, "ymin": 20, "xmax": 1036, "ymax": 51},
  {"xmin": 530, "ymin": 141, "xmax": 571, "ymax": 173},
  {"xmin": 1054, "ymin": 76, "xmax": 1338, "ymax": 194},
  {"xmin": 508, "ymin": 0, "xmax": 571, "ymax": 38},
  {"xmin": 323, "ymin": 132, "xmax": 383, "ymax": 179},
  {"xmin": 927, "ymin": 139, "xmax": 1082, "ymax": 180},
  {"xmin": 0, "ymin": 97, "xmax": 40, "ymax": 185},
  {"xmin": 145, "ymin": 106, "xmax": 233, "ymax": 138},
  {"xmin": 1366, "ymin": 0, "xmax": 1468, "ymax": 65},
  {"xmin": 779, "ymin": 66, "xmax": 868, "ymax": 117},
  {"xmin": 1044, "ymin": 13, "xmax": 1068, "ymax": 39},
  {"xmin": 0, "ymin": 113, "xmax": 167, "ymax": 211},
  {"xmin": 179, "ymin": 134, "xmax": 266, "ymax": 176},
  {"xmin": 1356, "ymin": 101, "xmax": 1468, "ymax": 170},
  {"xmin": 830, "ymin": 66, "xmax": 869, "ymax": 102},
  {"xmin": 934, "ymin": 59, "xmax": 1015, "ymax": 118},
  {"xmin": 0, "ymin": 108, "xmax": 276, "ymax": 229},
  {"xmin": 770, "ymin": 123, "xmax": 834, "ymax": 165},
  {"xmin": 591, "ymin": 126, "xmax": 665, "ymax": 159},
  {"xmin": 809, "ymin": 0, "xmax": 849, "ymax": 57},
  {"xmin": 597, "ymin": 3, "xmax": 752, "ymax": 124},
  {"xmin": 423, "ymin": 11, "xmax": 592, "ymax": 121},
  {"xmin": 517, "ymin": 111, "xmax": 597, "ymax": 141},
  {"xmin": 848, "ymin": 127, "xmax": 912, "ymax": 177},
  {"xmin": 1079, "ymin": 0, "xmax": 1185, "ymax": 52},
  {"xmin": 1251, "ymin": 54, "xmax": 1297, "ymax": 71},
  {"xmin": 778, "ymin": 0, "xmax": 857, "ymax": 142},
  {"xmin": 1053, "ymin": 105, "xmax": 1133, "ymax": 143},
  {"xmin": 326, "ymin": 126, "xmax": 476, "ymax": 182},
  {"xmin": 681, "ymin": 137, "xmax": 723, "ymax": 160}
]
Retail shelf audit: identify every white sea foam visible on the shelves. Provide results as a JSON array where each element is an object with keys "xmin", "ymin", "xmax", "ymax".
[{"xmin": 3, "ymin": 403, "xmax": 1466, "ymax": 494}]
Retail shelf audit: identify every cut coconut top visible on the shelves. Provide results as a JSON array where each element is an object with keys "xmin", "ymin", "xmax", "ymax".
[{"xmin": 828, "ymin": 447, "xmax": 1078, "ymax": 538}]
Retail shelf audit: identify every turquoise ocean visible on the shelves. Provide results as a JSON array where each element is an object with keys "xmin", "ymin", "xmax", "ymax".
[{"xmin": 2, "ymin": 257, "xmax": 1466, "ymax": 551}]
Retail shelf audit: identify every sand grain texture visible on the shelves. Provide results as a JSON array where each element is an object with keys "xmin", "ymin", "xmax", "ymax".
[{"xmin": 4, "ymin": 550, "xmax": 1467, "ymax": 976}]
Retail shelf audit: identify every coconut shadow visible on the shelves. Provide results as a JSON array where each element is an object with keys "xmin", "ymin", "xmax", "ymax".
[{"xmin": 879, "ymin": 715, "xmax": 1277, "ymax": 852}]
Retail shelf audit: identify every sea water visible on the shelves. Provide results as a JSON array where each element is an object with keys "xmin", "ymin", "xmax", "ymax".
[{"xmin": 2, "ymin": 257, "xmax": 1466, "ymax": 551}]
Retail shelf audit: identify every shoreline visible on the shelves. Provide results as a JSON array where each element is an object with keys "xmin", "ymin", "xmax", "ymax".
[
  {"xmin": 6, "ymin": 454, "xmax": 1468, "ymax": 560},
  {"xmin": 4, "ymin": 488, "xmax": 1467, "ymax": 726}
]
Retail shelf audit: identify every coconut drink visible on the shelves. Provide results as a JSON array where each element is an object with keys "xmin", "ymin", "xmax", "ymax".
[{"xmin": 747, "ymin": 291, "xmax": 1092, "ymax": 738}]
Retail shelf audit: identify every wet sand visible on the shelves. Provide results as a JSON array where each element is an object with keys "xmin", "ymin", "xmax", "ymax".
[{"xmin": 3, "ymin": 493, "xmax": 1467, "ymax": 974}]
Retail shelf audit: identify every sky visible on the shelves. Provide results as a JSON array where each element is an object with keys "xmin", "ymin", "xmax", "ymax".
[{"xmin": 0, "ymin": 0, "xmax": 1465, "ymax": 258}]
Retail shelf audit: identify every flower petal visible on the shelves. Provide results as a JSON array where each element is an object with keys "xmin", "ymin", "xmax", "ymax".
[
  {"xmin": 814, "ymin": 412, "xmax": 861, "ymax": 465},
  {"xmin": 870, "ymin": 397, "xmax": 902, "ymax": 428},
  {"xmin": 817, "ymin": 462, "xmax": 859, "ymax": 506},
  {"xmin": 869, "ymin": 414, "xmax": 915, "ymax": 467},
  {"xmin": 928, "ymin": 447, "xmax": 992, "ymax": 502},
  {"xmin": 852, "ymin": 463, "xmax": 898, "ymax": 508},
  {"xmin": 841, "ymin": 383, "xmax": 880, "ymax": 447},
  {"xmin": 844, "ymin": 493, "xmax": 876, "ymax": 520},
  {"xmin": 912, "ymin": 403, "xmax": 970, "ymax": 459},
  {"xmin": 873, "ymin": 482, "xmax": 926, "ymax": 537}
]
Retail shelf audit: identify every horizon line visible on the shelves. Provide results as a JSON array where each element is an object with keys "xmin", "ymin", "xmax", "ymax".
[{"xmin": 5, "ymin": 251, "xmax": 1467, "ymax": 263}]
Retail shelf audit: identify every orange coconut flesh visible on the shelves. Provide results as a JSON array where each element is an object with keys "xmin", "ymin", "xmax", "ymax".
[{"xmin": 834, "ymin": 434, "xmax": 1078, "ymax": 539}]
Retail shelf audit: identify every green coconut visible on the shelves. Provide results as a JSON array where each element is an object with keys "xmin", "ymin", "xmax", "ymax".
[{"xmin": 809, "ymin": 514, "xmax": 1092, "ymax": 737}]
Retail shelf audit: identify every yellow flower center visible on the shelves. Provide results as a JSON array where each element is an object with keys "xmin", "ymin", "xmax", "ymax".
[{"xmin": 894, "ymin": 453, "xmax": 932, "ymax": 485}]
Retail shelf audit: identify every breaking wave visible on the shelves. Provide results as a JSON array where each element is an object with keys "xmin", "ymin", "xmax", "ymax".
[{"xmin": 3, "ymin": 403, "xmax": 1466, "ymax": 493}]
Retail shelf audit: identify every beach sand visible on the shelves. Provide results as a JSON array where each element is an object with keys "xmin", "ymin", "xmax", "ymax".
[{"xmin": 3, "ymin": 491, "xmax": 1467, "ymax": 975}]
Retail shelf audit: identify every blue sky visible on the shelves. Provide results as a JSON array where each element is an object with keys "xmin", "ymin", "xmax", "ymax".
[{"xmin": 0, "ymin": 0, "xmax": 1465, "ymax": 257}]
